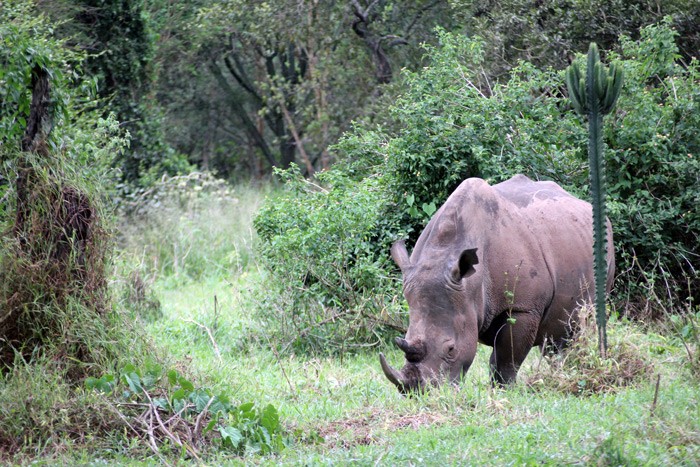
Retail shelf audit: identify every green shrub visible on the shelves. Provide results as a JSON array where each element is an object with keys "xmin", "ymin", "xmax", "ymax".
[
  {"xmin": 371, "ymin": 31, "xmax": 589, "ymax": 241},
  {"xmin": 254, "ymin": 165, "xmax": 404, "ymax": 353},
  {"xmin": 84, "ymin": 363, "xmax": 287, "ymax": 458},
  {"xmin": 255, "ymin": 21, "xmax": 700, "ymax": 353},
  {"xmin": 605, "ymin": 21, "xmax": 700, "ymax": 309},
  {"xmin": 350, "ymin": 23, "xmax": 700, "ymax": 311}
]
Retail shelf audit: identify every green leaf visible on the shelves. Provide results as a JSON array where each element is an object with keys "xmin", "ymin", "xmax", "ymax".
[
  {"xmin": 98, "ymin": 374, "xmax": 116, "ymax": 393},
  {"xmin": 85, "ymin": 377, "xmax": 99, "ymax": 390},
  {"xmin": 219, "ymin": 426, "xmax": 243, "ymax": 449},
  {"xmin": 141, "ymin": 372, "xmax": 159, "ymax": 391},
  {"xmin": 203, "ymin": 419, "xmax": 218, "ymax": 434},
  {"xmin": 122, "ymin": 363, "xmax": 138, "ymax": 375},
  {"xmin": 167, "ymin": 369, "xmax": 178, "ymax": 386},
  {"xmin": 178, "ymin": 377, "xmax": 194, "ymax": 392},
  {"xmin": 209, "ymin": 394, "xmax": 232, "ymax": 414},
  {"xmin": 172, "ymin": 388, "xmax": 187, "ymax": 402},
  {"xmin": 421, "ymin": 202, "xmax": 437, "ymax": 217},
  {"xmin": 189, "ymin": 388, "xmax": 211, "ymax": 412},
  {"xmin": 260, "ymin": 404, "xmax": 280, "ymax": 433},
  {"xmin": 152, "ymin": 398, "xmax": 170, "ymax": 410},
  {"xmin": 238, "ymin": 402, "xmax": 255, "ymax": 413},
  {"xmin": 122, "ymin": 372, "xmax": 143, "ymax": 394}
]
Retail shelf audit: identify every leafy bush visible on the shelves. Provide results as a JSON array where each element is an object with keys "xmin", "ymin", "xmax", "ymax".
[
  {"xmin": 369, "ymin": 31, "xmax": 589, "ymax": 242},
  {"xmin": 605, "ymin": 21, "xmax": 700, "ymax": 309},
  {"xmin": 85, "ymin": 363, "xmax": 287, "ymax": 458},
  {"xmin": 256, "ymin": 21, "xmax": 700, "ymax": 349},
  {"xmin": 254, "ymin": 166, "xmax": 405, "ymax": 353},
  {"xmin": 351, "ymin": 23, "xmax": 700, "ymax": 311}
]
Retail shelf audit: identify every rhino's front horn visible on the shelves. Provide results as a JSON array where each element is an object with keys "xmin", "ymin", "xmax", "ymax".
[{"xmin": 379, "ymin": 353, "xmax": 405, "ymax": 389}]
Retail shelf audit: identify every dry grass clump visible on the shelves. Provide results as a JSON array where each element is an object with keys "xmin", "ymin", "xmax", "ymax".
[
  {"xmin": 0, "ymin": 155, "xmax": 112, "ymax": 371},
  {"xmin": 525, "ymin": 305, "xmax": 653, "ymax": 395},
  {"xmin": 0, "ymin": 154, "xmax": 157, "ymax": 459}
]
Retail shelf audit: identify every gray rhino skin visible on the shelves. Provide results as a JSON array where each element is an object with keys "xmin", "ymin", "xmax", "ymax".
[{"xmin": 380, "ymin": 174, "xmax": 614, "ymax": 392}]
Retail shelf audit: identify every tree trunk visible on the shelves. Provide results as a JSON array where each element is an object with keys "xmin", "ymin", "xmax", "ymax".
[{"xmin": 15, "ymin": 66, "xmax": 51, "ymax": 242}]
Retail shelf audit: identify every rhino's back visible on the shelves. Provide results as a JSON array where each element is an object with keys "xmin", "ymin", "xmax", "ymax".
[
  {"xmin": 492, "ymin": 174, "xmax": 612, "ymax": 341},
  {"xmin": 493, "ymin": 174, "xmax": 599, "ymax": 284},
  {"xmin": 492, "ymin": 174, "xmax": 581, "ymax": 209}
]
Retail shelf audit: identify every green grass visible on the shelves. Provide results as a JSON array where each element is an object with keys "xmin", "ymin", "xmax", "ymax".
[
  {"xmin": 120, "ymin": 181, "xmax": 698, "ymax": 465},
  {"xmin": 8, "ymin": 180, "xmax": 696, "ymax": 465},
  {"xmin": 146, "ymin": 274, "xmax": 699, "ymax": 466}
]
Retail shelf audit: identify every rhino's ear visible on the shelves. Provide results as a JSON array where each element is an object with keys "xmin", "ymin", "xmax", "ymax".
[
  {"xmin": 391, "ymin": 240, "xmax": 411, "ymax": 273},
  {"xmin": 452, "ymin": 248, "xmax": 478, "ymax": 282}
]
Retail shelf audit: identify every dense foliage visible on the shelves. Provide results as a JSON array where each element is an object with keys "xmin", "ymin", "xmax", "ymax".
[
  {"xmin": 0, "ymin": 2, "xmax": 265, "ymax": 460},
  {"xmin": 36, "ymin": 0, "xmax": 190, "ymax": 183},
  {"xmin": 256, "ymin": 22, "xmax": 700, "ymax": 349},
  {"xmin": 450, "ymin": 0, "xmax": 700, "ymax": 80},
  {"xmin": 254, "ymin": 166, "xmax": 404, "ymax": 353},
  {"xmin": 9, "ymin": 0, "xmax": 698, "ymax": 182},
  {"xmin": 0, "ymin": 0, "xmax": 124, "ymax": 367}
]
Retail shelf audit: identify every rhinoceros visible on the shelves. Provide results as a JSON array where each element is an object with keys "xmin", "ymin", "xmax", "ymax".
[{"xmin": 380, "ymin": 174, "xmax": 614, "ymax": 392}]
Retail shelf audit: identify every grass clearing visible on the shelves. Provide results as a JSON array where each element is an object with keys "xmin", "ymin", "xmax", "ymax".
[
  {"xmin": 149, "ymin": 273, "xmax": 699, "ymax": 465},
  {"xmin": 125, "ymin": 181, "xmax": 698, "ymax": 465},
  {"xmin": 9, "ymin": 179, "xmax": 694, "ymax": 465}
]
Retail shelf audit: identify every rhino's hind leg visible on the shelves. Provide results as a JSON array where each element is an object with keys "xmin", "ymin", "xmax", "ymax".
[{"xmin": 488, "ymin": 311, "xmax": 540, "ymax": 386}]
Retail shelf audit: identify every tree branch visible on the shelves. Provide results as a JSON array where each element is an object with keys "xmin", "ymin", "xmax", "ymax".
[
  {"xmin": 403, "ymin": 0, "xmax": 442, "ymax": 38},
  {"xmin": 223, "ymin": 55, "xmax": 262, "ymax": 105},
  {"xmin": 277, "ymin": 98, "xmax": 314, "ymax": 175},
  {"xmin": 21, "ymin": 65, "xmax": 52, "ymax": 153},
  {"xmin": 207, "ymin": 61, "xmax": 278, "ymax": 168}
]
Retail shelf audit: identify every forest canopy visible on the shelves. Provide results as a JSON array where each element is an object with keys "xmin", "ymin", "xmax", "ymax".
[
  {"xmin": 6, "ymin": 0, "xmax": 694, "ymax": 182},
  {"xmin": 2, "ymin": 0, "xmax": 698, "ymax": 330}
]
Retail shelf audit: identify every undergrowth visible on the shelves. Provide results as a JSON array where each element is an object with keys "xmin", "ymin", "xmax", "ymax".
[
  {"xmin": 525, "ymin": 305, "xmax": 654, "ymax": 394},
  {"xmin": 0, "ymin": 153, "xmax": 111, "ymax": 370},
  {"xmin": 116, "ymin": 172, "xmax": 264, "ymax": 285},
  {"xmin": 0, "ymin": 154, "xmax": 159, "ymax": 460},
  {"xmin": 84, "ymin": 363, "xmax": 286, "ymax": 460}
]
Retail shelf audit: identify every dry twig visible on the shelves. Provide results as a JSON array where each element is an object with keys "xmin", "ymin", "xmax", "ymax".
[{"xmin": 184, "ymin": 318, "xmax": 222, "ymax": 362}]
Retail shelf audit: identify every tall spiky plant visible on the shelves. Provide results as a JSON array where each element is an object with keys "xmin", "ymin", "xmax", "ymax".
[{"xmin": 565, "ymin": 43, "xmax": 623, "ymax": 357}]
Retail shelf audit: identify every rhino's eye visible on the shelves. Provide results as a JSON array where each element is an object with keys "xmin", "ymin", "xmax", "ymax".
[{"xmin": 444, "ymin": 344, "xmax": 456, "ymax": 360}]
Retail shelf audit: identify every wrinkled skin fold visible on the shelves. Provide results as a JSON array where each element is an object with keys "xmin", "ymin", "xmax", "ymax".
[{"xmin": 380, "ymin": 175, "xmax": 615, "ymax": 393}]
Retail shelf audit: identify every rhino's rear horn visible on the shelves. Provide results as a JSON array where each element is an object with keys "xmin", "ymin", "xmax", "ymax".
[{"xmin": 395, "ymin": 337, "xmax": 425, "ymax": 362}]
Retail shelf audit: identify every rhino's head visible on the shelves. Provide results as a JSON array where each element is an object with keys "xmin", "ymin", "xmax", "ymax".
[{"xmin": 380, "ymin": 240, "xmax": 481, "ymax": 394}]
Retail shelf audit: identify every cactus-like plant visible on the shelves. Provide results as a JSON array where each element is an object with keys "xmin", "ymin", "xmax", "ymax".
[{"xmin": 565, "ymin": 43, "xmax": 623, "ymax": 357}]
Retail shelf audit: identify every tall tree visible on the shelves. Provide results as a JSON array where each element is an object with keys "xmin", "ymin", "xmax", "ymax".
[
  {"xmin": 50, "ymin": 0, "xmax": 186, "ymax": 183},
  {"xmin": 156, "ymin": 0, "xmax": 455, "ymax": 177},
  {"xmin": 450, "ymin": 0, "xmax": 700, "ymax": 79}
]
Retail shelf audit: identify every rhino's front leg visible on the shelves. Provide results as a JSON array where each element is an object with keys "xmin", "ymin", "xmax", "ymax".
[{"xmin": 489, "ymin": 311, "xmax": 539, "ymax": 385}]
